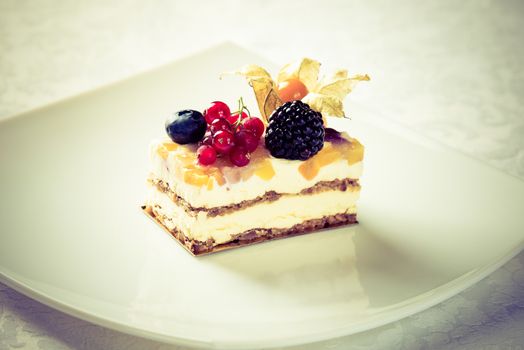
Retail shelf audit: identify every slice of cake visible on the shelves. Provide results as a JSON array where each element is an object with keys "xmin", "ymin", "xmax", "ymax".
[{"xmin": 144, "ymin": 58, "xmax": 368, "ymax": 255}]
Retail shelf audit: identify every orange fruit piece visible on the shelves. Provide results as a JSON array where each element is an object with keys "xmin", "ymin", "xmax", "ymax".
[{"xmin": 277, "ymin": 78, "xmax": 309, "ymax": 102}]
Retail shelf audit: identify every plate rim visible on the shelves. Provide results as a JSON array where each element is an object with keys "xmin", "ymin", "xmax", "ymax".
[{"xmin": 1, "ymin": 242, "xmax": 522, "ymax": 349}]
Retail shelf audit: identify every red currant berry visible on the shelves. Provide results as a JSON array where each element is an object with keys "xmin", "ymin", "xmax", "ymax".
[
  {"xmin": 229, "ymin": 147, "xmax": 251, "ymax": 167},
  {"xmin": 197, "ymin": 145, "xmax": 217, "ymax": 165},
  {"xmin": 226, "ymin": 111, "xmax": 248, "ymax": 125},
  {"xmin": 200, "ymin": 132, "xmax": 213, "ymax": 146},
  {"xmin": 243, "ymin": 117, "xmax": 265, "ymax": 139},
  {"xmin": 210, "ymin": 118, "xmax": 231, "ymax": 134},
  {"xmin": 212, "ymin": 130, "xmax": 235, "ymax": 154},
  {"xmin": 234, "ymin": 130, "xmax": 259, "ymax": 153},
  {"xmin": 204, "ymin": 101, "xmax": 230, "ymax": 124}
]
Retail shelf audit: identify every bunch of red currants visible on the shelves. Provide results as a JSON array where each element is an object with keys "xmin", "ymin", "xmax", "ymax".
[{"xmin": 197, "ymin": 100, "xmax": 264, "ymax": 167}]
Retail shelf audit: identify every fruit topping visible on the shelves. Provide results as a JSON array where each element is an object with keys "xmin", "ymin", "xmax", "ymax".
[
  {"xmin": 204, "ymin": 101, "xmax": 231, "ymax": 124},
  {"xmin": 231, "ymin": 58, "xmax": 369, "ymax": 121},
  {"xmin": 165, "ymin": 110, "xmax": 207, "ymax": 144},
  {"xmin": 242, "ymin": 117, "xmax": 265, "ymax": 138},
  {"xmin": 201, "ymin": 132, "xmax": 213, "ymax": 146},
  {"xmin": 227, "ymin": 111, "xmax": 248, "ymax": 126},
  {"xmin": 298, "ymin": 137, "xmax": 363, "ymax": 180},
  {"xmin": 324, "ymin": 127, "xmax": 348, "ymax": 144},
  {"xmin": 212, "ymin": 130, "xmax": 235, "ymax": 154},
  {"xmin": 209, "ymin": 118, "xmax": 232, "ymax": 133},
  {"xmin": 254, "ymin": 158, "xmax": 275, "ymax": 180},
  {"xmin": 197, "ymin": 145, "xmax": 217, "ymax": 166},
  {"xmin": 229, "ymin": 146, "xmax": 251, "ymax": 167},
  {"xmin": 165, "ymin": 99, "xmax": 264, "ymax": 169},
  {"xmin": 277, "ymin": 78, "xmax": 309, "ymax": 102},
  {"xmin": 234, "ymin": 130, "xmax": 259, "ymax": 152},
  {"xmin": 156, "ymin": 142, "xmax": 178, "ymax": 160},
  {"xmin": 202, "ymin": 97, "xmax": 264, "ymax": 166},
  {"xmin": 265, "ymin": 100, "xmax": 324, "ymax": 160},
  {"xmin": 225, "ymin": 65, "xmax": 282, "ymax": 122}
]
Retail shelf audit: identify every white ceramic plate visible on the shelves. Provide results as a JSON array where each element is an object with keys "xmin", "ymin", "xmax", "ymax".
[{"xmin": 1, "ymin": 43, "xmax": 523, "ymax": 349}]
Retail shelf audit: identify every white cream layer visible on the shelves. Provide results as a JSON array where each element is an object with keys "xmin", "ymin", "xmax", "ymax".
[
  {"xmin": 147, "ymin": 186, "xmax": 359, "ymax": 244},
  {"xmin": 149, "ymin": 141, "xmax": 362, "ymax": 208}
]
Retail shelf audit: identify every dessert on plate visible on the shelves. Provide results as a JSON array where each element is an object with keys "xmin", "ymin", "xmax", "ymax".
[{"xmin": 144, "ymin": 58, "xmax": 369, "ymax": 255}]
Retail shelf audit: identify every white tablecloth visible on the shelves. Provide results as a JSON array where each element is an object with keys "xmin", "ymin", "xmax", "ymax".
[{"xmin": 1, "ymin": 1, "xmax": 523, "ymax": 349}]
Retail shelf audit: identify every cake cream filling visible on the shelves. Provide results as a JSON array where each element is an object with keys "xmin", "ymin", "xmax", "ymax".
[
  {"xmin": 147, "ymin": 186, "xmax": 360, "ymax": 245},
  {"xmin": 150, "ymin": 140, "xmax": 363, "ymax": 208}
]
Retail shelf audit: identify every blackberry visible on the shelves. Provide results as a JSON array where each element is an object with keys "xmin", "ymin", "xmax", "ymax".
[{"xmin": 265, "ymin": 100, "xmax": 325, "ymax": 160}]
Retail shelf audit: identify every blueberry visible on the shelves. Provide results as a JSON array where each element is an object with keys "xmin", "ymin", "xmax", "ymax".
[{"xmin": 165, "ymin": 110, "xmax": 206, "ymax": 144}]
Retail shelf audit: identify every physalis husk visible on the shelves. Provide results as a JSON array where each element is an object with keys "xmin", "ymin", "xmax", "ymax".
[{"xmin": 229, "ymin": 58, "xmax": 369, "ymax": 122}]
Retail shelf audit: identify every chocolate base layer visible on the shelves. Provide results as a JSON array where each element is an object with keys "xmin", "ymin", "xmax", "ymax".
[
  {"xmin": 150, "ymin": 177, "xmax": 360, "ymax": 217},
  {"xmin": 142, "ymin": 205, "xmax": 357, "ymax": 256}
]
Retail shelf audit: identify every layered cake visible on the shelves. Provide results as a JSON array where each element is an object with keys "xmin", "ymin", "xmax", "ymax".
[{"xmin": 144, "ymin": 58, "xmax": 369, "ymax": 255}]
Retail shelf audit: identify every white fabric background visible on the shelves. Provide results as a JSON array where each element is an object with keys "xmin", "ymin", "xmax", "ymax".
[{"xmin": 1, "ymin": 1, "xmax": 523, "ymax": 349}]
